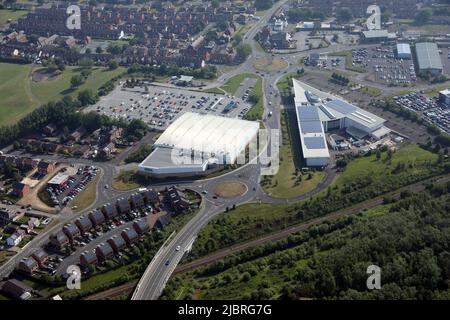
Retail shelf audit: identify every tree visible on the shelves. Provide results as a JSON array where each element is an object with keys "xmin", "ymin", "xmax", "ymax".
[
  {"xmin": 254, "ymin": 0, "xmax": 273, "ymax": 11},
  {"xmin": 211, "ymin": 0, "xmax": 219, "ymax": 8},
  {"xmin": 85, "ymin": 48, "xmax": 92, "ymax": 54},
  {"xmin": 78, "ymin": 89, "xmax": 98, "ymax": 106},
  {"xmin": 96, "ymin": 46, "xmax": 103, "ymax": 54},
  {"xmin": 79, "ymin": 58, "xmax": 94, "ymax": 68},
  {"xmin": 336, "ymin": 9, "xmax": 352, "ymax": 23},
  {"xmin": 414, "ymin": 8, "xmax": 432, "ymax": 25},
  {"xmin": 70, "ymin": 75, "xmax": 85, "ymax": 88},
  {"xmin": 108, "ymin": 59, "xmax": 118, "ymax": 70},
  {"xmin": 236, "ymin": 43, "xmax": 252, "ymax": 61}
]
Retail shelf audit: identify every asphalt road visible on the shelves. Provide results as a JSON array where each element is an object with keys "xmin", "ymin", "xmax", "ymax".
[{"xmin": 1, "ymin": 0, "xmax": 447, "ymax": 299}]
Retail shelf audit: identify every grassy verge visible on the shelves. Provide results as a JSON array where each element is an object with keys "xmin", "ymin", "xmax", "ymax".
[
  {"xmin": 358, "ymin": 86, "xmax": 382, "ymax": 97},
  {"xmin": 221, "ymin": 73, "xmax": 259, "ymax": 95},
  {"xmin": 243, "ymin": 77, "xmax": 263, "ymax": 121},
  {"xmin": 188, "ymin": 142, "xmax": 444, "ymax": 259},
  {"xmin": 0, "ymin": 9, "xmax": 29, "ymax": 24},
  {"xmin": 112, "ymin": 170, "xmax": 143, "ymax": 191},
  {"xmin": 261, "ymin": 110, "xmax": 325, "ymax": 198},
  {"xmin": 71, "ymin": 176, "xmax": 99, "ymax": 212}
]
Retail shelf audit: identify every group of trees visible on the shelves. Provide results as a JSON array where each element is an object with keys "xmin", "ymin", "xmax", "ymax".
[
  {"xmin": 163, "ymin": 187, "xmax": 450, "ymax": 300},
  {"xmin": 254, "ymin": 0, "xmax": 274, "ymax": 11},
  {"xmin": 286, "ymin": 8, "xmax": 325, "ymax": 22},
  {"xmin": 124, "ymin": 144, "xmax": 153, "ymax": 163},
  {"xmin": 127, "ymin": 63, "xmax": 217, "ymax": 80},
  {"xmin": 188, "ymin": 143, "xmax": 447, "ymax": 260},
  {"xmin": 236, "ymin": 43, "xmax": 252, "ymax": 62},
  {"xmin": 330, "ymin": 72, "xmax": 350, "ymax": 86},
  {"xmin": 0, "ymin": 91, "xmax": 147, "ymax": 148}
]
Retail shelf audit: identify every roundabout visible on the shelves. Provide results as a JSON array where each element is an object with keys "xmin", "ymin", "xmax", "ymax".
[{"xmin": 213, "ymin": 181, "xmax": 248, "ymax": 198}]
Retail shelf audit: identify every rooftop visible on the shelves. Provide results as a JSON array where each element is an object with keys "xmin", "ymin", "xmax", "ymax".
[{"xmin": 415, "ymin": 42, "xmax": 443, "ymax": 71}]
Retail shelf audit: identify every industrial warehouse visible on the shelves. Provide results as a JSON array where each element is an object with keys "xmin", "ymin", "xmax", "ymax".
[
  {"xmin": 138, "ymin": 112, "xmax": 259, "ymax": 177},
  {"xmin": 415, "ymin": 42, "xmax": 443, "ymax": 75},
  {"xmin": 293, "ymin": 79, "xmax": 390, "ymax": 167}
]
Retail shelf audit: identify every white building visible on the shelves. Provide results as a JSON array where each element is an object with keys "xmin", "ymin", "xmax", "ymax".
[
  {"xmin": 138, "ymin": 113, "xmax": 259, "ymax": 177},
  {"xmin": 273, "ymin": 18, "xmax": 287, "ymax": 32},
  {"xmin": 396, "ymin": 43, "xmax": 411, "ymax": 59},
  {"xmin": 293, "ymin": 79, "xmax": 390, "ymax": 167},
  {"xmin": 415, "ymin": 42, "xmax": 443, "ymax": 75},
  {"xmin": 439, "ymin": 89, "xmax": 450, "ymax": 106},
  {"xmin": 7, "ymin": 232, "xmax": 23, "ymax": 247}
]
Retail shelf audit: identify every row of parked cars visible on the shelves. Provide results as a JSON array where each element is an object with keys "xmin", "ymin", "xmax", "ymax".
[{"xmin": 46, "ymin": 166, "xmax": 98, "ymax": 207}]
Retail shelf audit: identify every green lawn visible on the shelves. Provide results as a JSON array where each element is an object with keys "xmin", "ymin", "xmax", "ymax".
[
  {"xmin": 221, "ymin": 73, "xmax": 259, "ymax": 95},
  {"xmin": 0, "ymin": 63, "xmax": 36, "ymax": 126},
  {"xmin": 0, "ymin": 9, "xmax": 28, "ymax": 24},
  {"xmin": 216, "ymin": 72, "xmax": 263, "ymax": 120},
  {"xmin": 0, "ymin": 63, "xmax": 125, "ymax": 127},
  {"xmin": 71, "ymin": 176, "xmax": 99, "ymax": 212},
  {"xmin": 30, "ymin": 66, "xmax": 125, "ymax": 104},
  {"xmin": 261, "ymin": 110, "xmax": 325, "ymax": 198},
  {"xmin": 330, "ymin": 142, "xmax": 438, "ymax": 189},
  {"xmin": 112, "ymin": 170, "xmax": 143, "ymax": 191}
]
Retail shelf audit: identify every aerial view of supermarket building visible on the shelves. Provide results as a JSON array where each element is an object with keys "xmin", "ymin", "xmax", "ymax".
[
  {"xmin": 293, "ymin": 79, "xmax": 390, "ymax": 167},
  {"xmin": 138, "ymin": 112, "xmax": 259, "ymax": 177}
]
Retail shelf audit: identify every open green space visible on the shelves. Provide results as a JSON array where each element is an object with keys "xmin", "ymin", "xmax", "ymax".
[
  {"xmin": 0, "ymin": 63, "xmax": 35, "ymax": 126},
  {"xmin": 0, "ymin": 9, "xmax": 28, "ymax": 24},
  {"xmin": 261, "ymin": 110, "xmax": 325, "ymax": 198},
  {"xmin": 188, "ymin": 142, "xmax": 443, "ymax": 259},
  {"xmin": 112, "ymin": 170, "xmax": 143, "ymax": 191},
  {"xmin": 358, "ymin": 86, "xmax": 382, "ymax": 97},
  {"xmin": 71, "ymin": 175, "xmax": 99, "ymax": 212},
  {"xmin": 330, "ymin": 142, "xmax": 438, "ymax": 189},
  {"xmin": 243, "ymin": 76, "xmax": 263, "ymax": 120},
  {"xmin": 221, "ymin": 73, "xmax": 259, "ymax": 95},
  {"xmin": 30, "ymin": 66, "xmax": 125, "ymax": 104},
  {"xmin": 0, "ymin": 63, "xmax": 125, "ymax": 127}
]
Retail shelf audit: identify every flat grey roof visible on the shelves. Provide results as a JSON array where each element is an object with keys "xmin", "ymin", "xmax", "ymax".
[
  {"xmin": 415, "ymin": 42, "xmax": 443, "ymax": 71},
  {"xmin": 300, "ymin": 121, "xmax": 323, "ymax": 134},
  {"xmin": 140, "ymin": 147, "xmax": 208, "ymax": 169},
  {"xmin": 304, "ymin": 137, "xmax": 326, "ymax": 149}
]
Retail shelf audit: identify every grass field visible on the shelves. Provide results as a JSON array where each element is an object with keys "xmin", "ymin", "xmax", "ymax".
[
  {"xmin": 0, "ymin": 63, "xmax": 36, "ymax": 126},
  {"xmin": 330, "ymin": 142, "xmax": 438, "ymax": 189},
  {"xmin": 71, "ymin": 176, "xmax": 99, "ymax": 212},
  {"xmin": 112, "ymin": 170, "xmax": 143, "ymax": 191},
  {"xmin": 221, "ymin": 73, "xmax": 259, "ymax": 95},
  {"xmin": 261, "ymin": 110, "xmax": 325, "ymax": 198},
  {"xmin": 30, "ymin": 66, "xmax": 125, "ymax": 104},
  {"xmin": 0, "ymin": 9, "xmax": 28, "ymax": 24},
  {"xmin": 358, "ymin": 86, "xmax": 382, "ymax": 97},
  {"xmin": 0, "ymin": 63, "xmax": 125, "ymax": 127},
  {"xmin": 253, "ymin": 58, "xmax": 288, "ymax": 72}
]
